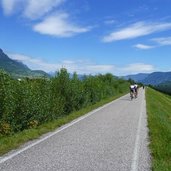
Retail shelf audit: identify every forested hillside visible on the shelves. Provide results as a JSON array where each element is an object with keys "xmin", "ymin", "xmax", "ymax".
[
  {"xmin": 0, "ymin": 49, "xmax": 49, "ymax": 78},
  {"xmin": 124, "ymin": 72, "xmax": 171, "ymax": 86},
  {"xmin": 154, "ymin": 81, "xmax": 171, "ymax": 95}
]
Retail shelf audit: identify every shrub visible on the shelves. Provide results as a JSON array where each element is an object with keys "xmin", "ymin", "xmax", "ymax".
[
  {"xmin": 0, "ymin": 69, "xmax": 129, "ymax": 135},
  {"xmin": 27, "ymin": 120, "xmax": 39, "ymax": 129},
  {"xmin": 0, "ymin": 122, "xmax": 11, "ymax": 135}
]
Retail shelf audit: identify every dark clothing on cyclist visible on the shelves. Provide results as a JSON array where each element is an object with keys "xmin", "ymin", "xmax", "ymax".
[
  {"xmin": 130, "ymin": 85, "xmax": 135, "ymax": 93},
  {"xmin": 134, "ymin": 84, "xmax": 138, "ymax": 98},
  {"xmin": 130, "ymin": 85, "xmax": 135, "ymax": 100}
]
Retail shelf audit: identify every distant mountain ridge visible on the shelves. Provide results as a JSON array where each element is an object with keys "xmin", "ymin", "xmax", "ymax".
[
  {"xmin": 123, "ymin": 73, "xmax": 149, "ymax": 82},
  {"xmin": 0, "ymin": 49, "xmax": 49, "ymax": 78},
  {"xmin": 141, "ymin": 72, "xmax": 171, "ymax": 85},
  {"xmin": 124, "ymin": 71, "xmax": 171, "ymax": 85}
]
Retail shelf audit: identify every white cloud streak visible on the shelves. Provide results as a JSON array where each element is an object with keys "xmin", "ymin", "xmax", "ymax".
[
  {"xmin": 104, "ymin": 19, "xmax": 116, "ymax": 25},
  {"xmin": 24, "ymin": 0, "xmax": 65, "ymax": 19},
  {"xmin": 134, "ymin": 44, "xmax": 154, "ymax": 49},
  {"xmin": 1, "ymin": 0, "xmax": 14, "ymax": 15},
  {"xmin": 9, "ymin": 53, "xmax": 155, "ymax": 76},
  {"xmin": 121, "ymin": 63, "xmax": 155, "ymax": 74},
  {"xmin": 33, "ymin": 13, "xmax": 90, "ymax": 37},
  {"xmin": 1, "ymin": 0, "xmax": 65, "ymax": 19},
  {"xmin": 1, "ymin": 0, "xmax": 91, "ymax": 37},
  {"xmin": 134, "ymin": 37, "xmax": 171, "ymax": 50},
  {"xmin": 103, "ymin": 22, "xmax": 171, "ymax": 42},
  {"xmin": 152, "ymin": 37, "xmax": 171, "ymax": 45},
  {"xmin": 8, "ymin": 52, "xmax": 157, "ymax": 76},
  {"xmin": 1, "ymin": 0, "xmax": 22, "ymax": 15},
  {"xmin": 9, "ymin": 53, "xmax": 59, "ymax": 72},
  {"xmin": 87, "ymin": 65, "xmax": 114, "ymax": 72},
  {"xmin": 9, "ymin": 53, "xmax": 115, "ymax": 74}
]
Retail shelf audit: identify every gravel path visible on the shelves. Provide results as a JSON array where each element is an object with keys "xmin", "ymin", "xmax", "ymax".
[{"xmin": 0, "ymin": 88, "xmax": 151, "ymax": 171}]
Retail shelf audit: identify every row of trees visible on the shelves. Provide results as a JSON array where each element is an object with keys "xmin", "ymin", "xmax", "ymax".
[
  {"xmin": 0, "ymin": 69, "xmax": 129, "ymax": 135},
  {"xmin": 154, "ymin": 81, "xmax": 171, "ymax": 95}
]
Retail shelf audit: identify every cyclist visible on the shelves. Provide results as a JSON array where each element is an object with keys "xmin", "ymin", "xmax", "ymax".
[
  {"xmin": 130, "ymin": 84, "xmax": 135, "ymax": 100},
  {"xmin": 134, "ymin": 84, "xmax": 138, "ymax": 98}
]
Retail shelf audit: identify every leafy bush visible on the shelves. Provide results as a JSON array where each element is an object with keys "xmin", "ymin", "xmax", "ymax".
[
  {"xmin": 0, "ymin": 122, "xmax": 11, "ymax": 135},
  {"xmin": 0, "ymin": 69, "xmax": 129, "ymax": 135}
]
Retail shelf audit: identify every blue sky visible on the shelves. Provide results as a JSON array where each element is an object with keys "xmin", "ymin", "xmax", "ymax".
[{"xmin": 1, "ymin": 0, "xmax": 171, "ymax": 76}]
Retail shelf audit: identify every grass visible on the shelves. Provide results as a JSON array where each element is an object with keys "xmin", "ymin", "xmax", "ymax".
[
  {"xmin": 146, "ymin": 88, "xmax": 171, "ymax": 171},
  {"xmin": 0, "ymin": 92, "xmax": 128, "ymax": 156}
]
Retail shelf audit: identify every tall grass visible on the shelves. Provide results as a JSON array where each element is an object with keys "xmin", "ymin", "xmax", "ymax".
[{"xmin": 146, "ymin": 88, "xmax": 171, "ymax": 171}]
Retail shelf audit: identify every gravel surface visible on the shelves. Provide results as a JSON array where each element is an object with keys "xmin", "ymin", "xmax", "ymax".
[{"xmin": 0, "ymin": 88, "xmax": 151, "ymax": 171}]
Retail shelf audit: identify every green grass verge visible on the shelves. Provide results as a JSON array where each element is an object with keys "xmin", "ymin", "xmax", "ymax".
[
  {"xmin": 146, "ymin": 88, "xmax": 171, "ymax": 171},
  {"xmin": 0, "ymin": 92, "xmax": 128, "ymax": 156}
]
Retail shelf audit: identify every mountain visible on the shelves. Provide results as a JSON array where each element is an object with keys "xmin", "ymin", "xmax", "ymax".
[
  {"xmin": 0, "ymin": 49, "xmax": 49, "ymax": 78},
  {"xmin": 141, "ymin": 72, "xmax": 171, "ymax": 85},
  {"xmin": 123, "ymin": 73, "xmax": 149, "ymax": 82},
  {"xmin": 124, "ymin": 71, "xmax": 171, "ymax": 85}
]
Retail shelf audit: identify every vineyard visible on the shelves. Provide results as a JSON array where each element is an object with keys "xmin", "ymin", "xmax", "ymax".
[{"xmin": 0, "ymin": 68, "xmax": 129, "ymax": 135}]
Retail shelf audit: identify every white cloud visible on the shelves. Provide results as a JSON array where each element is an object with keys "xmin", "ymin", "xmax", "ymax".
[
  {"xmin": 1, "ymin": 0, "xmax": 22, "ymax": 15},
  {"xmin": 134, "ymin": 44, "xmax": 154, "ymax": 49},
  {"xmin": 152, "ymin": 37, "xmax": 171, "ymax": 45},
  {"xmin": 24, "ymin": 0, "xmax": 65, "ymax": 19},
  {"xmin": 104, "ymin": 19, "xmax": 116, "ymax": 25},
  {"xmin": 86, "ymin": 65, "xmax": 115, "ymax": 73},
  {"xmin": 8, "ymin": 52, "xmax": 156, "ymax": 76},
  {"xmin": 1, "ymin": 0, "xmax": 65, "ymax": 19},
  {"xmin": 1, "ymin": 0, "xmax": 91, "ymax": 37},
  {"xmin": 121, "ymin": 63, "xmax": 155, "ymax": 74},
  {"xmin": 1, "ymin": 0, "xmax": 14, "ymax": 15},
  {"xmin": 87, "ymin": 65, "xmax": 114, "ymax": 71},
  {"xmin": 9, "ymin": 53, "xmax": 60, "ymax": 72},
  {"xmin": 33, "ymin": 13, "xmax": 90, "ymax": 37},
  {"xmin": 134, "ymin": 37, "xmax": 171, "ymax": 50},
  {"xmin": 8, "ymin": 53, "xmax": 115, "ymax": 74},
  {"xmin": 103, "ymin": 21, "xmax": 171, "ymax": 42}
]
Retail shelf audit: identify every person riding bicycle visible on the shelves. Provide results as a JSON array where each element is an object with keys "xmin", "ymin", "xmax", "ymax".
[
  {"xmin": 130, "ymin": 84, "xmax": 135, "ymax": 99},
  {"xmin": 134, "ymin": 84, "xmax": 138, "ymax": 98}
]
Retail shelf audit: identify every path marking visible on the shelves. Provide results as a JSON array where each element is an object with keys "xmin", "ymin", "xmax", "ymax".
[{"xmin": 130, "ymin": 89, "xmax": 145, "ymax": 171}]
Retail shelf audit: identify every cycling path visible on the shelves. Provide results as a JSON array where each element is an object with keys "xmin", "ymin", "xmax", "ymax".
[{"xmin": 0, "ymin": 88, "xmax": 151, "ymax": 171}]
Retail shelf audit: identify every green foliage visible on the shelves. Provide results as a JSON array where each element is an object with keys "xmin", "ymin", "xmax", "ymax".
[
  {"xmin": 146, "ymin": 88, "xmax": 171, "ymax": 171},
  {"xmin": 0, "ymin": 69, "xmax": 129, "ymax": 135},
  {"xmin": 0, "ymin": 122, "xmax": 11, "ymax": 135},
  {"xmin": 128, "ymin": 78, "xmax": 135, "ymax": 84},
  {"xmin": 154, "ymin": 81, "xmax": 171, "ymax": 95},
  {"xmin": 0, "ymin": 92, "xmax": 127, "ymax": 156}
]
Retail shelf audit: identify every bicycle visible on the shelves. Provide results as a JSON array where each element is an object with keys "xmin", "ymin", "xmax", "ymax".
[{"xmin": 130, "ymin": 91, "xmax": 134, "ymax": 100}]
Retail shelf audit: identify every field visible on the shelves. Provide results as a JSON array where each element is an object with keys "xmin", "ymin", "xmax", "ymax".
[{"xmin": 146, "ymin": 88, "xmax": 171, "ymax": 171}]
